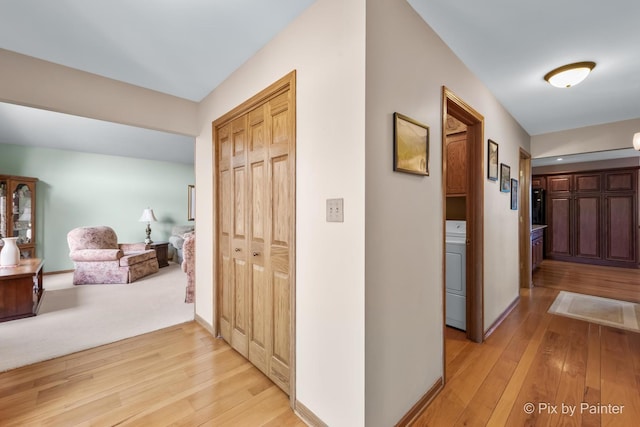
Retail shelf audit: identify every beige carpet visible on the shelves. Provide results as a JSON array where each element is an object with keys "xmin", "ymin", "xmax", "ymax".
[
  {"xmin": 548, "ymin": 291, "xmax": 640, "ymax": 332},
  {"xmin": 0, "ymin": 263, "xmax": 194, "ymax": 372}
]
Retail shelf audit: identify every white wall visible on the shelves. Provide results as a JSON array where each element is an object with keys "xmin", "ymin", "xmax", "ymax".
[
  {"xmin": 365, "ymin": 1, "xmax": 530, "ymax": 425},
  {"xmin": 531, "ymin": 117, "xmax": 640, "ymax": 158},
  {"xmin": 194, "ymin": 0, "xmax": 366, "ymax": 425}
]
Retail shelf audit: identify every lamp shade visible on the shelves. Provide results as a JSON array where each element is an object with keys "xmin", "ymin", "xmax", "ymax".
[
  {"xmin": 634, "ymin": 133, "xmax": 640, "ymax": 151},
  {"xmin": 544, "ymin": 61, "xmax": 596, "ymax": 88},
  {"xmin": 139, "ymin": 208, "xmax": 158, "ymax": 222}
]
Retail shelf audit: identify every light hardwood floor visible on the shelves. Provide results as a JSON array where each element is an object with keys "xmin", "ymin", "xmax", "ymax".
[
  {"xmin": 413, "ymin": 260, "xmax": 640, "ymax": 426},
  {"xmin": 1, "ymin": 260, "xmax": 638, "ymax": 426},
  {"xmin": 0, "ymin": 321, "xmax": 304, "ymax": 426}
]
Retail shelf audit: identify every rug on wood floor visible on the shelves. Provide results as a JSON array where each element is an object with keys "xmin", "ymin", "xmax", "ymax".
[
  {"xmin": 548, "ymin": 290, "xmax": 640, "ymax": 333},
  {"xmin": 0, "ymin": 263, "xmax": 194, "ymax": 372}
]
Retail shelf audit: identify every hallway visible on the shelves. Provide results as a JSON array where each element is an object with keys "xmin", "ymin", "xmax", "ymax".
[{"xmin": 413, "ymin": 261, "xmax": 640, "ymax": 426}]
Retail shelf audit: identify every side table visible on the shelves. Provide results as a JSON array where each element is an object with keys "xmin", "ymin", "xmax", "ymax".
[
  {"xmin": 0, "ymin": 258, "xmax": 44, "ymax": 322},
  {"xmin": 149, "ymin": 241, "xmax": 169, "ymax": 268}
]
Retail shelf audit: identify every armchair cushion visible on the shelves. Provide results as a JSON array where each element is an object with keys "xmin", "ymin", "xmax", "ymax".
[
  {"xmin": 119, "ymin": 250, "xmax": 157, "ymax": 267},
  {"xmin": 69, "ymin": 249, "xmax": 122, "ymax": 262}
]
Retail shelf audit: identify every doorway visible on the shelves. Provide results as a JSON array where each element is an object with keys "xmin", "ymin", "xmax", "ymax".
[
  {"xmin": 442, "ymin": 87, "xmax": 484, "ymax": 352},
  {"xmin": 519, "ymin": 149, "xmax": 532, "ymax": 288}
]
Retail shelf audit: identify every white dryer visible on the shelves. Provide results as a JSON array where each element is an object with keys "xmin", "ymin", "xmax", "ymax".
[{"xmin": 445, "ymin": 220, "xmax": 466, "ymax": 330}]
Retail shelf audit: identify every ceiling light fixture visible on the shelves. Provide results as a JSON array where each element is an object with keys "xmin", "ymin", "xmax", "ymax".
[
  {"xmin": 544, "ymin": 61, "xmax": 596, "ymax": 88},
  {"xmin": 633, "ymin": 132, "xmax": 640, "ymax": 151}
]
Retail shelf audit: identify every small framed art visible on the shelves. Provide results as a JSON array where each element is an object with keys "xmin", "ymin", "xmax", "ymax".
[
  {"xmin": 510, "ymin": 179, "xmax": 518, "ymax": 210},
  {"xmin": 393, "ymin": 112, "xmax": 429, "ymax": 176},
  {"xmin": 500, "ymin": 163, "xmax": 511, "ymax": 192},
  {"xmin": 488, "ymin": 139, "xmax": 498, "ymax": 181}
]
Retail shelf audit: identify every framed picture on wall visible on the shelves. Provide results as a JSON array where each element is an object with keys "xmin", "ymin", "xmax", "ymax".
[
  {"xmin": 500, "ymin": 163, "xmax": 511, "ymax": 192},
  {"xmin": 511, "ymin": 178, "xmax": 518, "ymax": 210},
  {"xmin": 393, "ymin": 112, "xmax": 429, "ymax": 176},
  {"xmin": 187, "ymin": 185, "xmax": 195, "ymax": 221},
  {"xmin": 488, "ymin": 139, "xmax": 498, "ymax": 181}
]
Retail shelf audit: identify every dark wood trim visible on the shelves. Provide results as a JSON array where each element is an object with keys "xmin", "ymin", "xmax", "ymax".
[
  {"xmin": 395, "ymin": 377, "xmax": 444, "ymax": 426},
  {"xmin": 483, "ymin": 295, "xmax": 520, "ymax": 340},
  {"xmin": 442, "ymin": 87, "xmax": 485, "ymax": 346},
  {"xmin": 295, "ymin": 400, "xmax": 328, "ymax": 427}
]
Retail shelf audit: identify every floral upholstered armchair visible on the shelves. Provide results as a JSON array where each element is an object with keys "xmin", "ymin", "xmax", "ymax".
[
  {"xmin": 67, "ymin": 226, "xmax": 159, "ymax": 285},
  {"xmin": 181, "ymin": 231, "xmax": 195, "ymax": 303}
]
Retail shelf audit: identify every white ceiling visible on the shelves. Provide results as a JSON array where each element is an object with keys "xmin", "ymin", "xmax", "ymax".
[
  {"xmin": 1, "ymin": 0, "xmax": 640, "ymax": 165},
  {"xmin": 0, "ymin": 0, "xmax": 316, "ymax": 164}
]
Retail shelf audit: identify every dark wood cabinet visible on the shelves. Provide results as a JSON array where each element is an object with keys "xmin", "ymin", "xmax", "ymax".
[
  {"xmin": 532, "ymin": 176, "xmax": 546, "ymax": 190},
  {"xmin": 604, "ymin": 194, "xmax": 636, "ymax": 263},
  {"xmin": 547, "ymin": 195, "xmax": 572, "ymax": 257},
  {"xmin": 574, "ymin": 195, "xmax": 601, "ymax": 260},
  {"xmin": 446, "ymin": 132, "xmax": 467, "ymax": 196},
  {"xmin": 531, "ymin": 227, "xmax": 545, "ymax": 271},
  {"xmin": 0, "ymin": 175, "xmax": 38, "ymax": 259},
  {"xmin": 543, "ymin": 168, "xmax": 638, "ymax": 268}
]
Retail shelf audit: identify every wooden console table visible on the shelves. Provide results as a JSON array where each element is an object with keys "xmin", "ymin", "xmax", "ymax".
[{"xmin": 0, "ymin": 258, "xmax": 44, "ymax": 322}]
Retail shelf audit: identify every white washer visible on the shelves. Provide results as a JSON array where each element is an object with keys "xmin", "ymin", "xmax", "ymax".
[{"xmin": 445, "ymin": 220, "xmax": 466, "ymax": 330}]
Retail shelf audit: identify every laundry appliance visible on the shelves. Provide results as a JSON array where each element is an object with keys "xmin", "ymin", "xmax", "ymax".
[{"xmin": 445, "ymin": 220, "xmax": 466, "ymax": 330}]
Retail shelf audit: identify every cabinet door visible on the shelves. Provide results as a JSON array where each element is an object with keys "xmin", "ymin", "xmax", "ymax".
[
  {"xmin": 574, "ymin": 195, "xmax": 601, "ymax": 260},
  {"xmin": 604, "ymin": 194, "xmax": 636, "ymax": 263},
  {"xmin": 574, "ymin": 173, "xmax": 601, "ymax": 193},
  {"xmin": 531, "ymin": 175, "xmax": 546, "ymax": 190},
  {"xmin": 446, "ymin": 132, "xmax": 467, "ymax": 195},
  {"xmin": 547, "ymin": 196, "xmax": 572, "ymax": 257},
  {"xmin": 547, "ymin": 175, "xmax": 572, "ymax": 193}
]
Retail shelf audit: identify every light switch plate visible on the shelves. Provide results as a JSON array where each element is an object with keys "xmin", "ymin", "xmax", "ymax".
[{"xmin": 326, "ymin": 198, "xmax": 344, "ymax": 222}]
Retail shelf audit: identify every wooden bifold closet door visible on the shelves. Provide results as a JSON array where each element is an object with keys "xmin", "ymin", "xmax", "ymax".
[{"xmin": 215, "ymin": 72, "xmax": 295, "ymax": 395}]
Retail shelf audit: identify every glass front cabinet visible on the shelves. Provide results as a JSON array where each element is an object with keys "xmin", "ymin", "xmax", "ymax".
[{"xmin": 0, "ymin": 175, "xmax": 38, "ymax": 259}]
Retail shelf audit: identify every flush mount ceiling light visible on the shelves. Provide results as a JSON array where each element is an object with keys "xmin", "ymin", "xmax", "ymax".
[{"xmin": 544, "ymin": 61, "xmax": 596, "ymax": 88}]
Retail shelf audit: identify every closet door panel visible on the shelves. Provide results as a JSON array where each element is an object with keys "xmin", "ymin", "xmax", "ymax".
[
  {"xmin": 217, "ymin": 125, "xmax": 233, "ymax": 342},
  {"xmin": 248, "ymin": 106, "xmax": 269, "ymax": 374}
]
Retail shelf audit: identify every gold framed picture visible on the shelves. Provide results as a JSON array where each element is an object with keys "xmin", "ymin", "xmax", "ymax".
[
  {"xmin": 488, "ymin": 139, "xmax": 499, "ymax": 181},
  {"xmin": 393, "ymin": 112, "xmax": 429, "ymax": 176}
]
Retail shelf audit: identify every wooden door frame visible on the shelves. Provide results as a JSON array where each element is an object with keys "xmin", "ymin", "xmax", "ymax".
[
  {"xmin": 213, "ymin": 71, "xmax": 297, "ymax": 405},
  {"xmin": 442, "ymin": 87, "xmax": 484, "ymax": 350},
  {"xmin": 519, "ymin": 149, "xmax": 532, "ymax": 288}
]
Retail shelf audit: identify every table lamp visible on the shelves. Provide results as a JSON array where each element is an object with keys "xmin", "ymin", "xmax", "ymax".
[{"xmin": 139, "ymin": 208, "xmax": 158, "ymax": 244}]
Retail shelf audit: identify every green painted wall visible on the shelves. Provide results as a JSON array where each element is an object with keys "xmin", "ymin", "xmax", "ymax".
[{"xmin": 0, "ymin": 143, "xmax": 194, "ymax": 272}]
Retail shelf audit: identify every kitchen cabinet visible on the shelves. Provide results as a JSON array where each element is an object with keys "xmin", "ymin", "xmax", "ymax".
[{"xmin": 542, "ymin": 168, "xmax": 637, "ymax": 268}]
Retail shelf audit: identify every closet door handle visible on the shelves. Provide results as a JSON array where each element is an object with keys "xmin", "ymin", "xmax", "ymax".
[
  {"xmin": 252, "ymin": 252, "xmax": 260, "ymax": 257},
  {"xmin": 234, "ymin": 248, "xmax": 241, "ymax": 252}
]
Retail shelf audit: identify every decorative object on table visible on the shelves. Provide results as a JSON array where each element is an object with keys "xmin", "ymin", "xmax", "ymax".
[
  {"xmin": 0, "ymin": 237, "xmax": 20, "ymax": 267},
  {"xmin": 67, "ymin": 226, "xmax": 159, "ymax": 285},
  {"xmin": 188, "ymin": 185, "xmax": 195, "ymax": 221},
  {"xmin": 500, "ymin": 163, "xmax": 511, "ymax": 192},
  {"xmin": 510, "ymin": 179, "xmax": 518, "ymax": 210},
  {"xmin": 393, "ymin": 112, "xmax": 429, "ymax": 176},
  {"xmin": 138, "ymin": 207, "xmax": 158, "ymax": 244},
  {"xmin": 487, "ymin": 139, "xmax": 499, "ymax": 181}
]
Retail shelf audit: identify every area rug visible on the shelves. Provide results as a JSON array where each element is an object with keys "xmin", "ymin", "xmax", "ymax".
[
  {"xmin": 0, "ymin": 264, "xmax": 194, "ymax": 372},
  {"xmin": 548, "ymin": 291, "xmax": 640, "ymax": 333}
]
